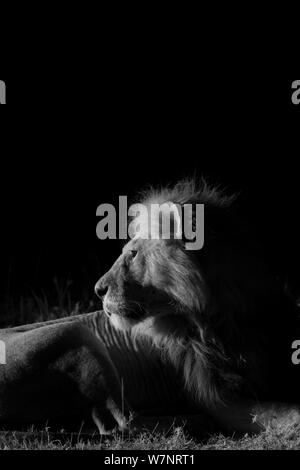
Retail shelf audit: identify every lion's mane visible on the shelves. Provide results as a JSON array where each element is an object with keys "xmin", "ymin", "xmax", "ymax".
[{"xmin": 133, "ymin": 178, "xmax": 300, "ymax": 408}]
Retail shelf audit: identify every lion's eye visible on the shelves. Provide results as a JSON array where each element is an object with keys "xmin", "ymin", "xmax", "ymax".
[{"xmin": 130, "ymin": 250, "xmax": 138, "ymax": 259}]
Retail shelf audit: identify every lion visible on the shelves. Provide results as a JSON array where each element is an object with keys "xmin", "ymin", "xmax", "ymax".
[
  {"xmin": 1, "ymin": 178, "xmax": 300, "ymax": 436},
  {"xmin": 94, "ymin": 178, "xmax": 300, "ymax": 433}
]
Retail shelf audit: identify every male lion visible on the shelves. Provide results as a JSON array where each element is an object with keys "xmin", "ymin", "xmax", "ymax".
[{"xmin": 1, "ymin": 178, "xmax": 300, "ymax": 435}]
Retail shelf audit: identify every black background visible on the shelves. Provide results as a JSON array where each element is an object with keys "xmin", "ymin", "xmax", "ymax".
[{"xmin": 0, "ymin": 73, "xmax": 299, "ymax": 309}]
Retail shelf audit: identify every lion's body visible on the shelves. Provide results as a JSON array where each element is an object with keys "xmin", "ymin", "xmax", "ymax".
[
  {"xmin": 0, "ymin": 313, "xmax": 120, "ymax": 428},
  {"xmin": 0, "ymin": 311, "xmax": 191, "ymax": 430},
  {"xmin": 1, "ymin": 178, "xmax": 300, "ymax": 435}
]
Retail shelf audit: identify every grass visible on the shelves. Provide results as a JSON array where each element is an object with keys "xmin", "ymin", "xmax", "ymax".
[
  {"xmin": 1, "ymin": 423, "xmax": 300, "ymax": 450},
  {"xmin": 0, "ymin": 278, "xmax": 98, "ymax": 328},
  {"xmin": 1, "ymin": 282, "xmax": 300, "ymax": 450}
]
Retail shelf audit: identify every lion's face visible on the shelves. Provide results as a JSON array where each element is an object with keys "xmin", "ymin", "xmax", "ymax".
[{"xmin": 95, "ymin": 236, "xmax": 208, "ymax": 331}]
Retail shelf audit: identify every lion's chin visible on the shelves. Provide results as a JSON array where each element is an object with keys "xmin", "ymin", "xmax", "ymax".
[{"xmin": 109, "ymin": 313, "xmax": 138, "ymax": 331}]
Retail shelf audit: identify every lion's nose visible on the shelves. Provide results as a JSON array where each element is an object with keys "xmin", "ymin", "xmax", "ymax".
[{"xmin": 94, "ymin": 281, "xmax": 108, "ymax": 298}]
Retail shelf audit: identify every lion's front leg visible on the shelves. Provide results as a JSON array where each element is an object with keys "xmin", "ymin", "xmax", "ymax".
[
  {"xmin": 45, "ymin": 322, "xmax": 131, "ymax": 435},
  {"xmin": 92, "ymin": 397, "xmax": 129, "ymax": 435}
]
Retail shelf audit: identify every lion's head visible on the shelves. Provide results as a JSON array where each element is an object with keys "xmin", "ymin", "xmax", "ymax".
[
  {"xmin": 95, "ymin": 178, "xmax": 296, "ymax": 406},
  {"xmin": 95, "ymin": 179, "xmax": 217, "ymax": 332}
]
